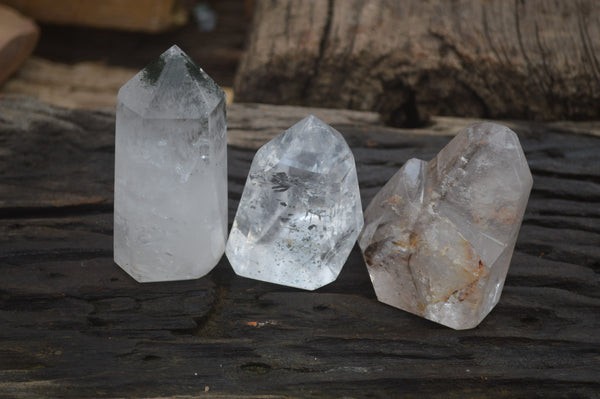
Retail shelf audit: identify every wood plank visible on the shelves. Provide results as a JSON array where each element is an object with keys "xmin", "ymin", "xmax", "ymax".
[
  {"xmin": 235, "ymin": 0, "xmax": 600, "ymax": 126},
  {"xmin": 0, "ymin": 97, "xmax": 598, "ymax": 398}
]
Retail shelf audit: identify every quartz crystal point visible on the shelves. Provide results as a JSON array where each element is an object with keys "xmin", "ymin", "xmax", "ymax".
[
  {"xmin": 359, "ymin": 123, "xmax": 532, "ymax": 329},
  {"xmin": 114, "ymin": 45, "xmax": 227, "ymax": 282},
  {"xmin": 226, "ymin": 115, "xmax": 363, "ymax": 290}
]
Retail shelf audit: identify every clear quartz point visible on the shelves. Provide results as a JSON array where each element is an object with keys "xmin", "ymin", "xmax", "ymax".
[
  {"xmin": 114, "ymin": 45, "xmax": 227, "ymax": 282},
  {"xmin": 359, "ymin": 123, "xmax": 532, "ymax": 329},
  {"xmin": 226, "ymin": 115, "xmax": 363, "ymax": 290}
]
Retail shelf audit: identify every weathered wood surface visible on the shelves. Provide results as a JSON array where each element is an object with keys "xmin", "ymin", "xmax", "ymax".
[
  {"xmin": 235, "ymin": 0, "xmax": 600, "ymax": 126},
  {"xmin": 0, "ymin": 96, "xmax": 599, "ymax": 398}
]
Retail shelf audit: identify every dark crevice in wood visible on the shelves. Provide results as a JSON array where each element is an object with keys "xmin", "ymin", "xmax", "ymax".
[
  {"xmin": 530, "ymin": 188, "xmax": 600, "ymax": 202},
  {"xmin": 300, "ymin": 0, "xmax": 334, "ymax": 101},
  {"xmin": 386, "ymin": 89, "xmax": 426, "ymax": 128},
  {"xmin": 0, "ymin": 203, "xmax": 114, "ymax": 220},
  {"xmin": 0, "ymin": 249, "xmax": 112, "ymax": 264},
  {"xmin": 522, "ymin": 217, "xmax": 600, "ymax": 234},
  {"xmin": 530, "ymin": 169, "xmax": 600, "ymax": 184},
  {"xmin": 191, "ymin": 284, "xmax": 229, "ymax": 337},
  {"xmin": 514, "ymin": 0, "xmax": 550, "ymax": 99},
  {"xmin": 576, "ymin": 5, "xmax": 600, "ymax": 85}
]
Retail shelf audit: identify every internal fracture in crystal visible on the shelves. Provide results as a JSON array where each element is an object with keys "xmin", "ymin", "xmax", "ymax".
[
  {"xmin": 226, "ymin": 115, "xmax": 363, "ymax": 290},
  {"xmin": 358, "ymin": 123, "xmax": 532, "ymax": 329},
  {"xmin": 114, "ymin": 45, "xmax": 227, "ymax": 282}
]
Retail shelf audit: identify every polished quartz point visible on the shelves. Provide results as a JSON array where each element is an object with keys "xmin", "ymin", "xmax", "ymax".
[
  {"xmin": 226, "ymin": 115, "xmax": 363, "ymax": 290},
  {"xmin": 114, "ymin": 45, "xmax": 227, "ymax": 282},
  {"xmin": 359, "ymin": 123, "xmax": 532, "ymax": 329}
]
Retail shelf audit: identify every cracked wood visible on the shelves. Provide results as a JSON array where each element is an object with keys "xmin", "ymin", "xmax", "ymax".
[{"xmin": 0, "ymin": 96, "xmax": 599, "ymax": 398}]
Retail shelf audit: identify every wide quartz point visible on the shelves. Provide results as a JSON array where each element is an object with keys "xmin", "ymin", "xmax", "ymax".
[
  {"xmin": 226, "ymin": 115, "xmax": 363, "ymax": 290},
  {"xmin": 359, "ymin": 123, "xmax": 532, "ymax": 329},
  {"xmin": 114, "ymin": 45, "xmax": 227, "ymax": 282}
]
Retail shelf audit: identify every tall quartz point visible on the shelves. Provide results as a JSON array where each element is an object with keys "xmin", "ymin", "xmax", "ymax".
[
  {"xmin": 359, "ymin": 123, "xmax": 532, "ymax": 329},
  {"xmin": 226, "ymin": 115, "xmax": 363, "ymax": 290},
  {"xmin": 114, "ymin": 45, "xmax": 227, "ymax": 282}
]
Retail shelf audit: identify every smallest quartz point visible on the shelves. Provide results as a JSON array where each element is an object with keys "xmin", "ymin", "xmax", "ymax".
[{"xmin": 226, "ymin": 115, "xmax": 363, "ymax": 290}]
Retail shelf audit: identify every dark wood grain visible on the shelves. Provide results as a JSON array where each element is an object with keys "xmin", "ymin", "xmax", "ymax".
[{"xmin": 0, "ymin": 96, "xmax": 599, "ymax": 398}]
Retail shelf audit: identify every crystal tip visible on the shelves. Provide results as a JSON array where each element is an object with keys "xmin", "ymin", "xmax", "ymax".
[{"xmin": 163, "ymin": 44, "xmax": 185, "ymax": 58}]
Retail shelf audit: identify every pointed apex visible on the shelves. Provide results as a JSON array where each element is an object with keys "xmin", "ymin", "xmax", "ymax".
[
  {"xmin": 158, "ymin": 45, "xmax": 195, "ymax": 68},
  {"xmin": 467, "ymin": 122, "xmax": 519, "ymax": 146},
  {"xmin": 287, "ymin": 114, "xmax": 343, "ymax": 143},
  {"xmin": 164, "ymin": 44, "xmax": 184, "ymax": 56},
  {"xmin": 299, "ymin": 114, "xmax": 328, "ymax": 130},
  {"xmin": 256, "ymin": 115, "xmax": 352, "ymax": 174},
  {"xmin": 304, "ymin": 114, "xmax": 321, "ymax": 123},
  {"xmin": 118, "ymin": 45, "xmax": 224, "ymax": 120},
  {"xmin": 284, "ymin": 115, "xmax": 341, "ymax": 145}
]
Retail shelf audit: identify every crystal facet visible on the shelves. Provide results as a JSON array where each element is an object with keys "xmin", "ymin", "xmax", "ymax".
[
  {"xmin": 114, "ymin": 45, "xmax": 227, "ymax": 282},
  {"xmin": 359, "ymin": 123, "xmax": 532, "ymax": 329},
  {"xmin": 226, "ymin": 115, "xmax": 363, "ymax": 290}
]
